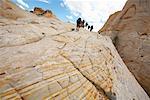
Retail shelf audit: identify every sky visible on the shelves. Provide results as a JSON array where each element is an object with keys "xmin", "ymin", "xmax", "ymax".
[{"xmin": 12, "ymin": 0, "xmax": 127, "ymax": 32}]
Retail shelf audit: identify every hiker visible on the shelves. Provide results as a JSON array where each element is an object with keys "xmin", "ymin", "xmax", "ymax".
[
  {"xmin": 88, "ymin": 25, "xmax": 90, "ymax": 30},
  {"xmin": 81, "ymin": 20, "xmax": 85, "ymax": 28},
  {"xmin": 76, "ymin": 18, "xmax": 81, "ymax": 31},
  {"xmin": 90, "ymin": 25, "xmax": 93, "ymax": 31},
  {"xmin": 85, "ymin": 22, "xmax": 88, "ymax": 27}
]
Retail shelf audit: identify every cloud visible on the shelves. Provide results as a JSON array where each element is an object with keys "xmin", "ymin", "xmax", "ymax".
[
  {"xmin": 66, "ymin": 15, "xmax": 73, "ymax": 20},
  {"xmin": 63, "ymin": 0, "xmax": 127, "ymax": 32},
  {"xmin": 16, "ymin": 0, "xmax": 29, "ymax": 9},
  {"xmin": 36, "ymin": 0, "xmax": 49, "ymax": 4},
  {"xmin": 16, "ymin": 3, "xmax": 25, "ymax": 10},
  {"xmin": 60, "ymin": 2, "xmax": 65, "ymax": 8}
]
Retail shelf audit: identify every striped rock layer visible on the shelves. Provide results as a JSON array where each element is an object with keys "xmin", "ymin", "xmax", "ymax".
[
  {"xmin": 0, "ymin": 0, "xmax": 149, "ymax": 100},
  {"xmin": 99, "ymin": 0, "xmax": 150, "ymax": 96}
]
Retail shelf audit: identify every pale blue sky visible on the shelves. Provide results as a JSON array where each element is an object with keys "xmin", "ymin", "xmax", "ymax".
[
  {"xmin": 12, "ymin": 0, "xmax": 72, "ymax": 22},
  {"xmin": 12, "ymin": 0, "xmax": 127, "ymax": 32}
]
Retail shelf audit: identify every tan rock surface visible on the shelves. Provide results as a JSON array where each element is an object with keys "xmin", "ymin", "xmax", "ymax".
[
  {"xmin": 99, "ymin": 0, "xmax": 150, "ymax": 95},
  {"xmin": 0, "ymin": 0, "xmax": 30, "ymax": 19},
  {"xmin": 0, "ymin": 0, "xmax": 149, "ymax": 100},
  {"xmin": 33, "ymin": 7, "xmax": 45, "ymax": 15},
  {"xmin": 32, "ymin": 7, "xmax": 55, "ymax": 18},
  {"xmin": 43, "ymin": 10, "xmax": 53, "ymax": 18},
  {"xmin": 0, "ymin": 16, "xmax": 149, "ymax": 100}
]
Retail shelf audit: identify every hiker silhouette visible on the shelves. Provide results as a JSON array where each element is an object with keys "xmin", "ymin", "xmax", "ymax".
[
  {"xmin": 81, "ymin": 20, "xmax": 85, "ymax": 28},
  {"xmin": 90, "ymin": 25, "xmax": 93, "ymax": 31},
  {"xmin": 76, "ymin": 18, "xmax": 92, "ymax": 31},
  {"xmin": 88, "ymin": 25, "xmax": 90, "ymax": 30},
  {"xmin": 76, "ymin": 18, "xmax": 81, "ymax": 31},
  {"xmin": 85, "ymin": 22, "xmax": 88, "ymax": 27}
]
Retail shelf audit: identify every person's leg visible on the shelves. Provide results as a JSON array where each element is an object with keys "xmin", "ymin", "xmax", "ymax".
[
  {"xmin": 76, "ymin": 25, "xmax": 79, "ymax": 31},
  {"xmin": 77, "ymin": 27, "xmax": 78, "ymax": 31},
  {"xmin": 76, "ymin": 24, "xmax": 78, "ymax": 31}
]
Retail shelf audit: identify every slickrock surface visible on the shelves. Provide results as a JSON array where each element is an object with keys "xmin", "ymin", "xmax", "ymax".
[
  {"xmin": 0, "ymin": 0, "xmax": 149, "ymax": 100},
  {"xmin": 0, "ymin": 16, "xmax": 149, "ymax": 100},
  {"xmin": 99, "ymin": 0, "xmax": 150, "ymax": 95},
  {"xmin": 0, "ymin": 0, "xmax": 30, "ymax": 19}
]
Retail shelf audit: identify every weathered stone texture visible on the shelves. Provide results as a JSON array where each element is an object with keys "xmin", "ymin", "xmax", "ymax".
[
  {"xmin": 0, "ymin": 16, "xmax": 149, "ymax": 99},
  {"xmin": 0, "ymin": 0, "xmax": 149, "ymax": 100},
  {"xmin": 99, "ymin": 0, "xmax": 150, "ymax": 96},
  {"xmin": 0, "ymin": 0, "xmax": 31, "ymax": 19}
]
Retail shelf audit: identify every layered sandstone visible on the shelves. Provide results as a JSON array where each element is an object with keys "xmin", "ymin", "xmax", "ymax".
[
  {"xmin": 32, "ymin": 7, "xmax": 54, "ymax": 18},
  {"xmin": 43, "ymin": 10, "xmax": 53, "ymax": 18},
  {"xmin": 0, "ymin": 0, "xmax": 30, "ymax": 19},
  {"xmin": 99, "ymin": 0, "xmax": 150, "ymax": 95},
  {"xmin": 33, "ymin": 7, "xmax": 45, "ymax": 15},
  {"xmin": 0, "ymin": 0, "xmax": 149, "ymax": 100}
]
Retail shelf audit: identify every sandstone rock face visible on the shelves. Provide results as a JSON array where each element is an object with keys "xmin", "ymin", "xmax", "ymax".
[
  {"xmin": 0, "ymin": 0, "xmax": 30, "ymax": 19},
  {"xmin": 99, "ymin": 0, "xmax": 150, "ymax": 96},
  {"xmin": 33, "ymin": 7, "xmax": 54, "ymax": 18},
  {"xmin": 33, "ymin": 7, "xmax": 45, "ymax": 15},
  {"xmin": 0, "ymin": 16, "xmax": 149, "ymax": 100},
  {"xmin": 0, "ymin": 1, "xmax": 149, "ymax": 100},
  {"xmin": 43, "ymin": 10, "xmax": 53, "ymax": 18}
]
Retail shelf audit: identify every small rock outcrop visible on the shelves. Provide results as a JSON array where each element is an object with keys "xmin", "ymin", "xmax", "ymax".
[
  {"xmin": 43, "ymin": 10, "xmax": 53, "ymax": 18},
  {"xmin": 32, "ymin": 7, "xmax": 54, "ymax": 18},
  {"xmin": 33, "ymin": 7, "xmax": 45, "ymax": 15},
  {"xmin": 0, "ymin": 0, "xmax": 149, "ymax": 100},
  {"xmin": 99, "ymin": 0, "xmax": 150, "ymax": 96}
]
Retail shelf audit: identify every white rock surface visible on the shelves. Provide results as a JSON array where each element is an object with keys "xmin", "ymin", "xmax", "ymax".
[
  {"xmin": 0, "ymin": 0, "xmax": 149, "ymax": 100},
  {"xmin": 0, "ymin": 16, "xmax": 149, "ymax": 100}
]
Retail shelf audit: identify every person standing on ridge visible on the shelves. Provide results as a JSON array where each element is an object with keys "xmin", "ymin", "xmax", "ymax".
[
  {"xmin": 90, "ymin": 25, "xmax": 93, "ymax": 31},
  {"xmin": 85, "ymin": 22, "xmax": 88, "ymax": 27},
  {"xmin": 88, "ymin": 25, "xmax": 90, "ymax": 30},
  {"xmin": 82, "ymin": 20, "xmax": 85, "ymax": 28},
  {"xmin": 76, "ymin": 18, "xmax": 81, "ymax": 31}
]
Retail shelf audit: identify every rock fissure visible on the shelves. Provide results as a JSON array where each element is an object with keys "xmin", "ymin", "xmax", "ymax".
[
  {"xmin": 59, "ymin": 53, "xmax": 109, "ymax": 98},
  {"xmin": 0, "ymin": 0, "xmax": 149, "ymax": 99}
]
